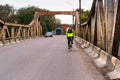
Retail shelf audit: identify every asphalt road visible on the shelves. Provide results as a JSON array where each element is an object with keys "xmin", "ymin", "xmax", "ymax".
[{"xmin": 0, "ymin": 35, "xmax": 107, "ymax": 80}]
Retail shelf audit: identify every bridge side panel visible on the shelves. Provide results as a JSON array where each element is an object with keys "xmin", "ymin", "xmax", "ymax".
[
  {"xmin": 75, "ymin": 11, "xmax": 80, "ymax": 36},
  {"xmin": 91, "ymin": 16, "xmax": 95, "ymax": 44},
  {"xmin": 96, "ymin": 0, "xmax": 106, "ymax": 50},
  {"xmin": 112, "ymin": 0, "xmax": 120, "ymax": 58},
  {"xmin": 105, "ymin": 0, "xmax": 115, "ymax": 54}
]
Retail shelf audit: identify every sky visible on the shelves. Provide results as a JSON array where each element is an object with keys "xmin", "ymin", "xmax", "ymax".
[{"xmin": 0, "ymin": 0, "xmax": 93, "ymax": 24}]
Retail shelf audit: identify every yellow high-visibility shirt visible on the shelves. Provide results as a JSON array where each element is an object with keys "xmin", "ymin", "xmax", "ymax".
[{"xmin": 66, "ymin": 28, "xmax": 75, "ymax": 37}]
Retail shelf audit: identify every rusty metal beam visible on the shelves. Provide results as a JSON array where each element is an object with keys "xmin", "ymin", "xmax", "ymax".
[
  {"xmin": 0, "ymin": 20, "xmax": 4, "ymax": 24},
  {"xmin": 5, "ymin": 22, "xmax": 30, "ymax": 27},
  {"xmin": 38, "ymin": 11, "xmax": 75, "ymax": 16}
]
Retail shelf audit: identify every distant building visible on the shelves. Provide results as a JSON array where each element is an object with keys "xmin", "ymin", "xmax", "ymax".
[
  {"xmin": 55, "ymin": 28, "xmax": 64, "ymax": 35},
  {"xmin": 55, "ymin": 25, "xmax": 68, "ymax": 35}
]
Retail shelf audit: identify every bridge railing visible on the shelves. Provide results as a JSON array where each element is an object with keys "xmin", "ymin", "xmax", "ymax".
[
  {"xmin": 0, "ymin": 11, "xmax": 43, "ymax": 45},
  {"xmin": 75, "ymin": 36, "xmax": 120, "ymax": 79},
  {"xmin": 0, "ymin": 21, "xmax": 30, "ymax": 45},
  {"xmin": 77, "ymin": 0, "xmax": 120, "ymax": 79},
  {"xmin": 80, "ymin": 0, "xmax": 120, "ymax": 58},
  {"xmin": 0, "ymin": 19, "xmax": 42, "ymax": 45}
]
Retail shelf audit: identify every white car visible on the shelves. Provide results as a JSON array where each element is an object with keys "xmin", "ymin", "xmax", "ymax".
[{"xmin": 45, "ymin": 32, "xmax": 53, "ymax": 37}]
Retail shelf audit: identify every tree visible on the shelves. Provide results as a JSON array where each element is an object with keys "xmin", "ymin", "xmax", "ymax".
[
  {"xmin": 76, "ymin": 8, "xmax": 90, "ymax": 23},
  {"xmin": 81, "ymin": 10, "xmax": 90, "ymax": 23},
  {"xmin": 40, "ymin": 15, "xmax": 61, "ymax": 34},
  {"xmin": 0, "ymin": 4, "xmax": 16, "ymax": 22},
  {"xmin": 17, "ymin": 6, "xmax": 43, "ymax": 24}
]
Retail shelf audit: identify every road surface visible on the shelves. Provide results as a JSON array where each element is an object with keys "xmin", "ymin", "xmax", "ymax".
[{"xmin": 0, "ymin": 35, "xmax": 108, "ymax": 80}]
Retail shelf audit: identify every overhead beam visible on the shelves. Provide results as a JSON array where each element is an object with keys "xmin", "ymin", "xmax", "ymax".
[{"xmin": 38, "ymin": 11, "xmax": 75, "ymax": 16}]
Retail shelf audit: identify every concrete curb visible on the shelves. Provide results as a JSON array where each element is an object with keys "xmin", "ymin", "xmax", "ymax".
[
  {"xmin": 87, "ymin": 45, "xmax": 101, "ymax": 59},
  {"xmin": 94, "ymin": 50, "xmax": 108, "ymax": 68},
  {"xmin": 107, "ymin": 58, "xmax": 120, "ymax": 79},
  {"xmin": 75, "ymin": 37, "xmax": 120, "ymax": 79}
]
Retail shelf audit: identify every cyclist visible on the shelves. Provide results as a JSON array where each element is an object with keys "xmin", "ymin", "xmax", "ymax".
[{"xmin": 66, "ymin": 26, "xmax": 75, "ymax": 49}]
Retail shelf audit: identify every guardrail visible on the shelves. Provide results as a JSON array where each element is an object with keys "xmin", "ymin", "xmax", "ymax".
[
  {"xmin": 0, "ymin": 19, "xmax": 42, "ymax": 46},
  {"xmin": 0, "ymin": 11, "xmax": 44, "ymax": 46},
  {"xmin": 0, "ymin": 22, "xmax": 30, "ymax": 46},
  {"xmin": 75, "ymin": 36, "xmax": 120, "ymax": 80}
]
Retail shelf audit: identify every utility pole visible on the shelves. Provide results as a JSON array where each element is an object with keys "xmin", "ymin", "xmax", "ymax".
[
  {"xmin": 72, "ymin": 9, "xmax": 74, "ymax": 27},
  {"xmin": 78, "ymin": 0, "xmax": 81, "ymax": 37},
  {"xmin": 79, "ymin": 0, "xmax": 81, "ymax": 27}
]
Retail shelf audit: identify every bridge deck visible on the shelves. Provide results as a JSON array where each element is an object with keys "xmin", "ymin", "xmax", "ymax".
[{"xmin": 0, "ymin": 35, "xmax": 108, "ymax": 80}]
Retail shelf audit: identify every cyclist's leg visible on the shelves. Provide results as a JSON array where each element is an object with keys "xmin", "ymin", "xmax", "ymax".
[
  {"xmin": 67, "ymin": 37, "xmax": 70, "ymax": 49},
  {"xmin": 71, "ymin": 37, "xmax": 73, "ymax": 44},
  {"xmin": 70, "ymin": 37, "xmax": 72, "ymax": 48}
]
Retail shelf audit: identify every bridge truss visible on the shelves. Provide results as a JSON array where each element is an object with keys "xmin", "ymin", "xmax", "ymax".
[{"xmin": 0, "ymin": 11, "xmax": 80, "ymax": 45}]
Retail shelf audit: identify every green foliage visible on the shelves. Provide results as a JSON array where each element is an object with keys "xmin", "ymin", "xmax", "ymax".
[
  {"xmin": 81, "ymin": 10, "xmax": 90, "ymax": 23},
  {"xmin": 76, "ymin": 8, "xmax": 90, "ymax": 23},
  {"xmin": 17, "ymin": 6, "xmax": 43, "ymax": 24},
  {"xmin": 0, "ymin": 4, "xmax": 16, "ymax": 22},
  {"xmin": 40, "ymin": 15, "xmax": 61, "ymax": 35}
]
